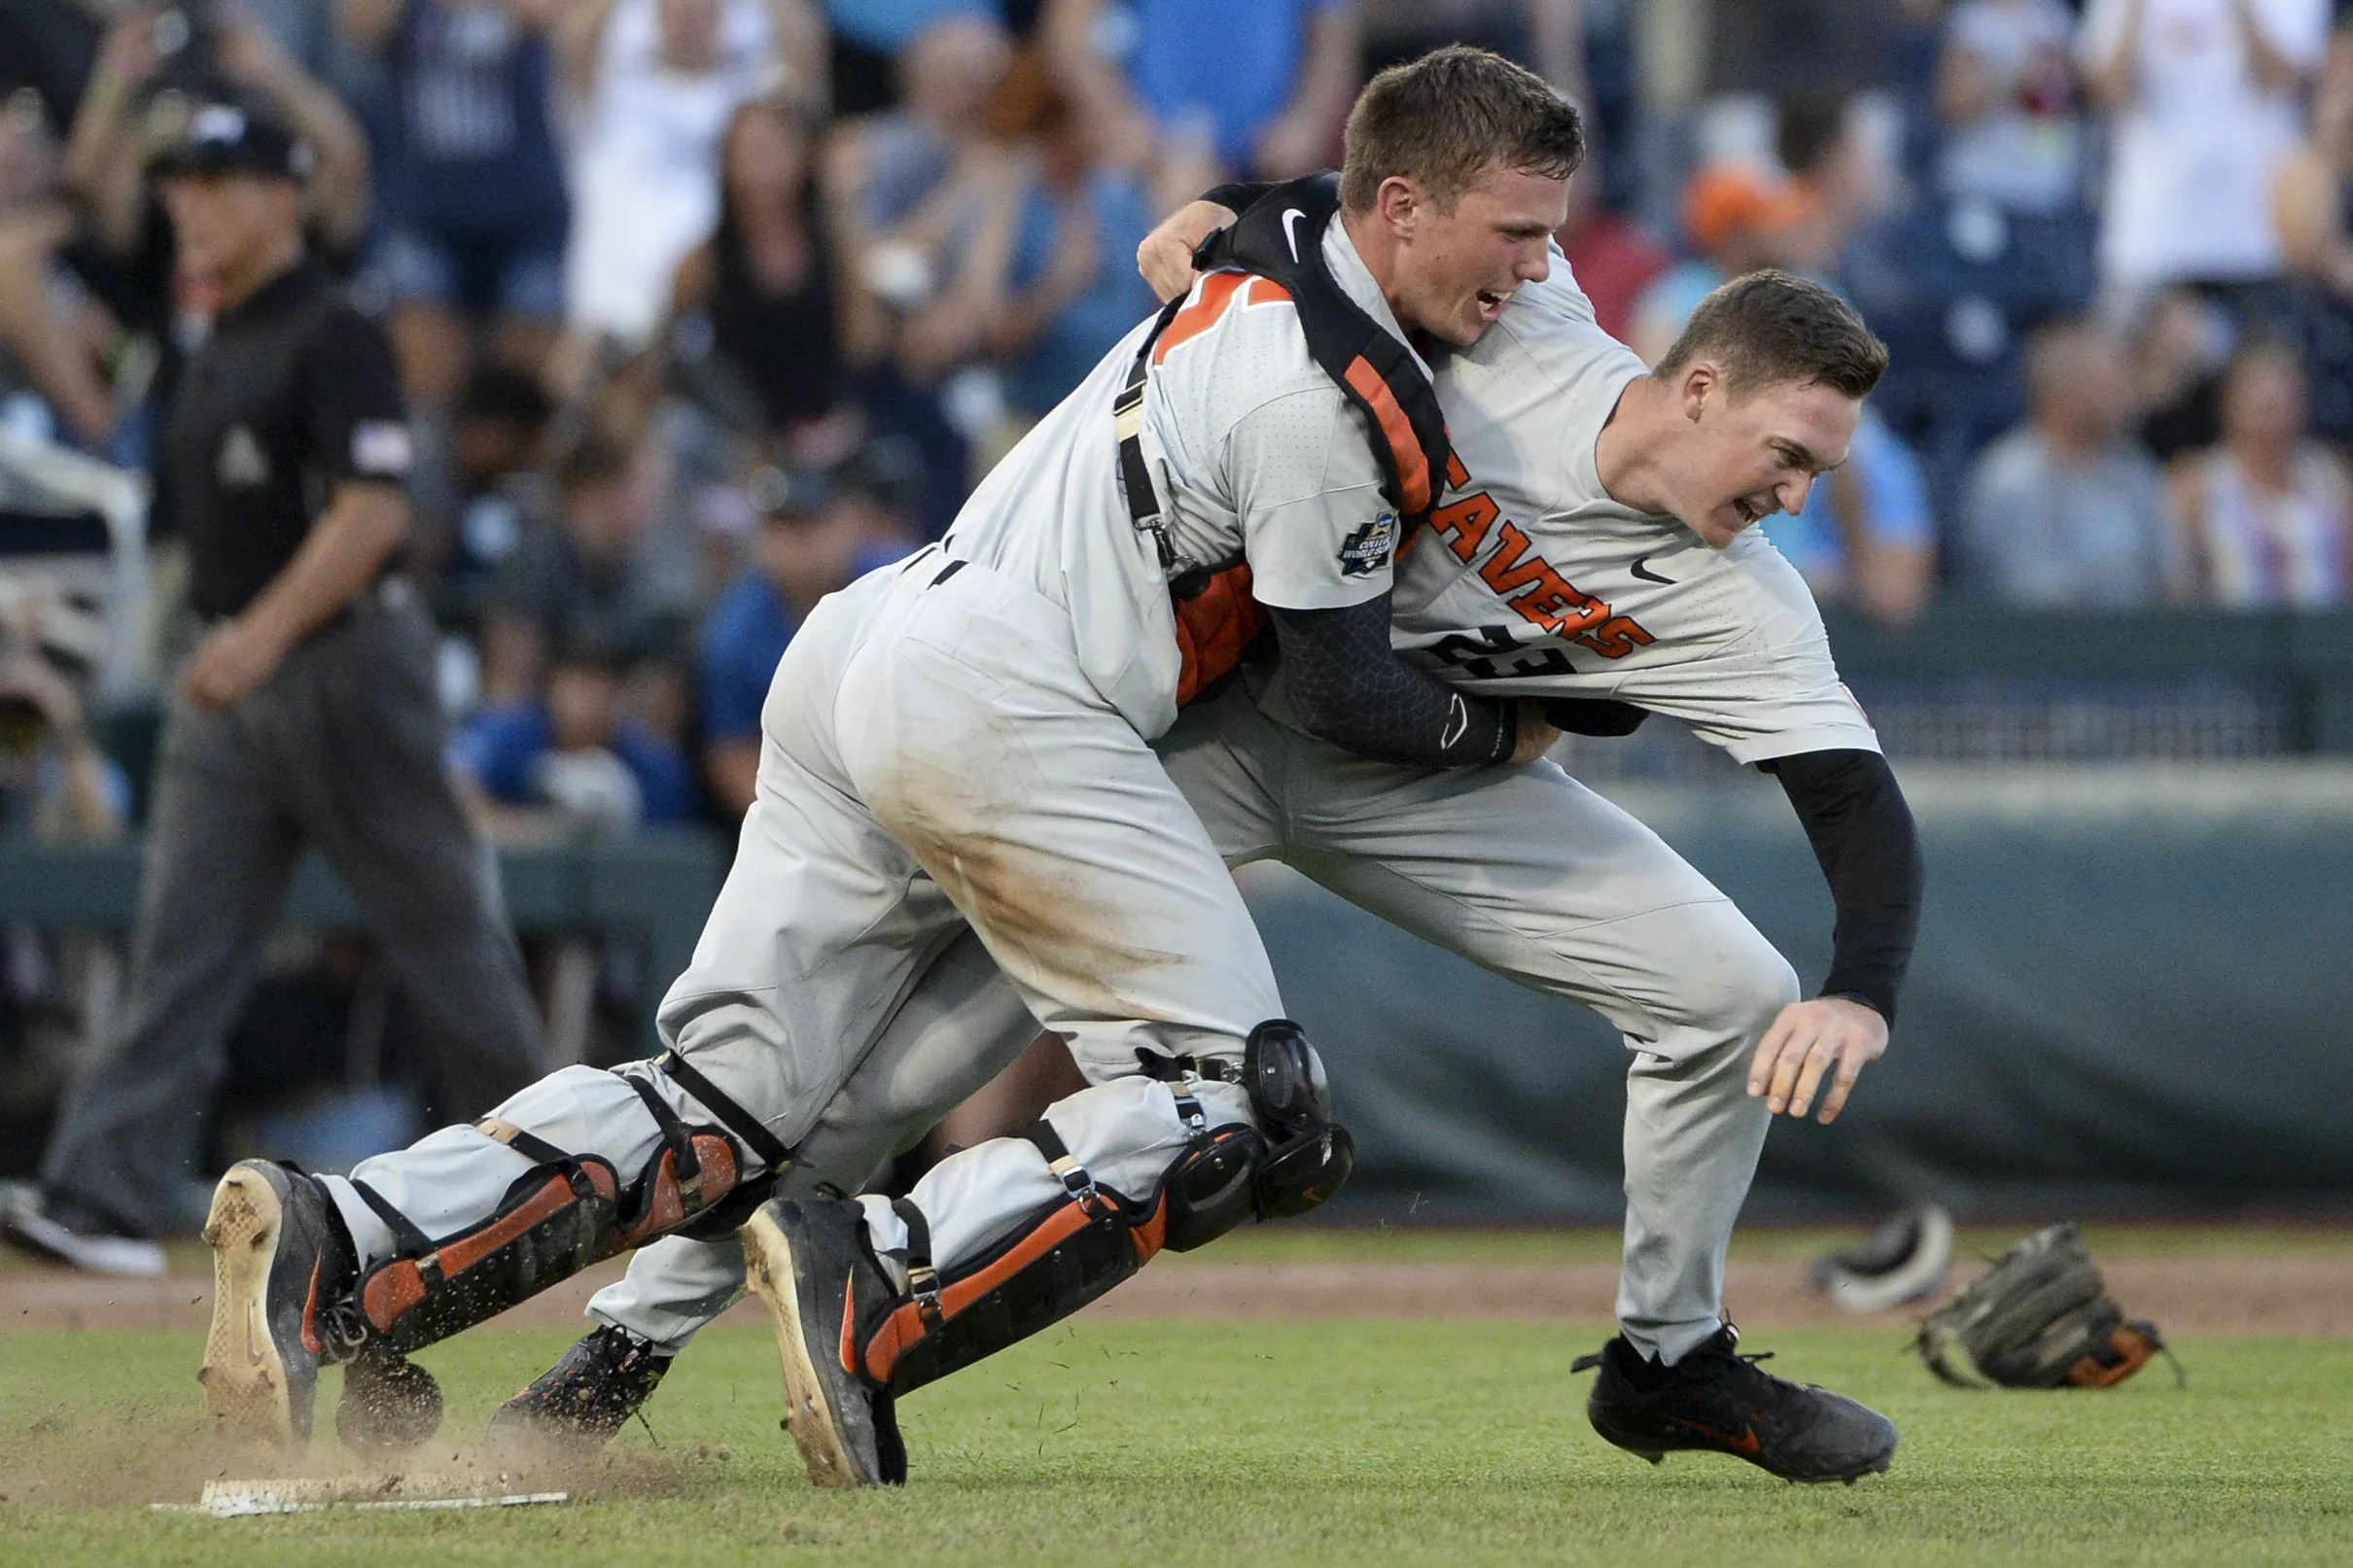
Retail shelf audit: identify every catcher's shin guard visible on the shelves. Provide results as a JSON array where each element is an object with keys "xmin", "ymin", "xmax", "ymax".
[
  {"xmin": 844, "ymin": 1133, "xmax": 1189, "ymax": 1397},
  {"xmin": 849, "ymin": 1044, "xmax": 1352, "ymax": 1398},
  {"xmin": 349, "ymin": 1059, "xmax": 788, "ymax": 1355}
]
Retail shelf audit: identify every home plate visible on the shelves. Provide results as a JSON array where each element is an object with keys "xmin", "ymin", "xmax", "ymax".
[{"xmin": 153, "ymin": 1474, "xmax": 571, "ymax": 1516}]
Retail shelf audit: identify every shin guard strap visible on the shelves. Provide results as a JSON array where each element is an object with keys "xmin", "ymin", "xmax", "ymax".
[
  {"xmin": 617, "ymin": 1075, "xmax": 703, "ymax": 1203},
  {"xmin": 890, "ymin": 1198, "xmax": 943, "ymax": 1330},
  {"xmin": 478, "ymin": 1118, "xmax": 597, "ymax": 1201},
  {"xmin": 1021, "ymin": 1119, "xmax": 1114, "ymax": 1218},
  {"xmin": 654, "ymin": 1053, "xmax": 791, "ymax": 1171},
  {"xmin": 346, "ymin": 1177, "xmax": 433, "ymax": 1263}
]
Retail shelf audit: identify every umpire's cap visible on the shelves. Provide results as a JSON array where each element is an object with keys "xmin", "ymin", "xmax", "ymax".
[{"xmin": 148, "ymin": 101, "xmax": 315, "ymax": 183}]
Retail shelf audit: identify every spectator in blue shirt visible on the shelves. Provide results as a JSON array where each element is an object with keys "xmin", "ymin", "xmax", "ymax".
[
  {"xmin": 1055, "ymin": 0, "xmax": 1362, "ymax": 179},
  {"xmin": 988, "ymin": 62, "xmax": 1162, "ymax": 418},
  {"xmin": 699, "ymin": 454, "xmax": 911, "ymax": 816},
  {"xmin": 450, "ymin": 634, "xmax": 696, "ymax": 838}
]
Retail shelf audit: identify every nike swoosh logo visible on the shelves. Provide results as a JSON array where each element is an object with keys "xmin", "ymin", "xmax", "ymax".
[
  {"xmin": 1442, "ymin": 693, "xmax": 1470, "ymax": 749},
  {"xmin": 300, "ymin": 1258, "xmax": 324, "ymax": 1355},
  {"xmin": 1631, "ymin": 554, "xmax": 1674, "ymax": 584},
  {"xmin": 840, "ymin": 1276, "xmax": 861, "ymax": 1377},
  {"xmin": 1282, "ymin": 208, "xmax": 1307, "ymax": 264},
  {"xmin": 1664, "ymin": 1413, "xmax": 1762, "ymax": 1455},
  {"xmin": 244, "ymin": 1303, "xmax": 268, "ymax": 1367}
]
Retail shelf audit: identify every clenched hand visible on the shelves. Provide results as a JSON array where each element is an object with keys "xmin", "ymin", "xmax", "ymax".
[{"xmin": 1137, "ymin": 199, "xmax": 1238, "ymax": 302}]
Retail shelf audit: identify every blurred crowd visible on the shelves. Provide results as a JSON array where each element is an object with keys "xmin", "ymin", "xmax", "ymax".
[{"xmin": 4, "ymin": 0, "xmax": 2353, "ymax": 850}]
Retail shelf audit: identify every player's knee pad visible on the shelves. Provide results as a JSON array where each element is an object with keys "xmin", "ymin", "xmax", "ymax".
[
  {"xmin": 346, "ymin": 1057, "xmax": 788, "ymax": 1355},
  {"xmin": 1147, "ymin": 1020, "xmax": 1355, "ymax": 1222},
  {"xmin": 1161, "ymin": 1124, "xmax": 1265, "ymax": 1250},
  {"xmin": 1239, "ymin": 1019, "xmax": 1353, "ymax": 1219}
]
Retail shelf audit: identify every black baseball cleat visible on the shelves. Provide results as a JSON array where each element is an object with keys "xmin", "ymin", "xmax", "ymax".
[
  {"xmin": 197, "ymin": 1160, "xmax": 360, "ymax": 1446},
  {"xmin": 1573, "ymin": 1324, "xmax": 1897, "ymax": 1483},
  {"xmin": 484, "ymin": 1324, "xmax": 673, "ymax": 1454},
  {"xmin": 740, "ymin": 1196, "xmax": 906, "ymax": 1488}
]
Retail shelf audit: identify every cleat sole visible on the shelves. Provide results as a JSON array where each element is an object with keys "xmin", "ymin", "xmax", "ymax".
[
  {"xmin": 198, "ymin": 1168, "xmax": 295, "ymax": 1446},
  {"xmin": 742, "ymin": 1206, "xmax": 864, "ymax": 1490}
]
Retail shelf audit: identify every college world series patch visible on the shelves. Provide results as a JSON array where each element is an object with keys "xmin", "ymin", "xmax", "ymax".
[{"xmin": 1337, "ymin": 512, "xmax": 1400, "ymax": 576}]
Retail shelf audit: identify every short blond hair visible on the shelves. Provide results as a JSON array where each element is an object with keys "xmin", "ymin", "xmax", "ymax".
[{"xmin": 1338, "ymin": 46, "xmax": 1585, "ymax": 213}]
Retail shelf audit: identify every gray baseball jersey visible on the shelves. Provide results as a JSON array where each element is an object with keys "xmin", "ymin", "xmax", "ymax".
[
  {"xmin": 1387, "ymin": 264, "xmax": 1880, "ymax": 764},
  {"xmin": 940, "ymin": 222, "xmax": 1410, "ymax": 739}
]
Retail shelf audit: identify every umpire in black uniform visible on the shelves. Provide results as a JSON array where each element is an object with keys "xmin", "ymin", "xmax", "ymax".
[{"xmin": 1, "ymin": 102, "xmax": 547, "ymax": 1275}]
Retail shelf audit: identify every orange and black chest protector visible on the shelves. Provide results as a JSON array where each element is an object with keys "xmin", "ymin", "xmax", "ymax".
[{"xmin": 1118, "ymin": 172, "xmax": 1457, "ymax": 709}]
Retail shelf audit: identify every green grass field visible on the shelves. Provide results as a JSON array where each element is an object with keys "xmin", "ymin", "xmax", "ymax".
[{"xmin": 2, "ymin": 1307, "xmax": 2348, "ymax": 1568}]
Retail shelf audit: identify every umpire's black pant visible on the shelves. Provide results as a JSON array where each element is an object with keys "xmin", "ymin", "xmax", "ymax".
[{"xmin": 40, "ymin": 580, "xmax": 547, "ymax": 1237}]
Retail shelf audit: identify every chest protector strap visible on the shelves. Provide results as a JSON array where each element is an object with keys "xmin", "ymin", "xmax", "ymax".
[
  {"xmin": 1117, "ymin": 174, "xmax": 1455, "ymax": 709},
  {"xmin": 1194, "ymin": 174, "xmax": 1456, "ymax": 519}
]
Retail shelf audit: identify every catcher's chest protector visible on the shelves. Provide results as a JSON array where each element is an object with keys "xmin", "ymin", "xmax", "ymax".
[{"xmin": 1122, "ymin": 173, "xmax": 1455, "ymax": 708}]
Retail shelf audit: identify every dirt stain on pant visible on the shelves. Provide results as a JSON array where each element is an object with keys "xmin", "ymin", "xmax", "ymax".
[{"xmin": 875, "ymin": 750, "xmax": 1187, "ymax": 1030}]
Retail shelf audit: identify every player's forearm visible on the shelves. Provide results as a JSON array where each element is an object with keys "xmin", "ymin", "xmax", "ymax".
[
  {"xmin": 1271, "ymin": 597, "xmax": 1521, "ymax": 767},
  {"xmin": 1765, "ymin": 748, "xmax": 1923, "ymax": 1026},
  {"xmin": 241, "ymin": 483, "xmax": 410, "ymax": 650}
]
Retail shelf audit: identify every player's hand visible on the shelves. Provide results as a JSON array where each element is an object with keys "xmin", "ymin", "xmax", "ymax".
[
  {"xmin": 1747, "ymin": 995, "xmax": 1887, "ymax": 1124},
  {"xmin": 1137, "ymin": 200, "xmax": 1236, "ymax": 302},
  {"xmin": 1506, "ymin": 700, "xmax": 1562, "ymax": 765},
  {"xmin": 182, "ymin": 616, "xmax": 289, "ymax": 711}
]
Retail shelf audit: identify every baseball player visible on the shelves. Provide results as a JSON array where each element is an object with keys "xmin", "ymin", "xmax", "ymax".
[
  {"xmin": 497, "ymin": 242, "xmax": 1920, "ymax": 1485},
  {"xmin": 194, "ymin": 49, "xmax": 1587, "ymax": 1470}
]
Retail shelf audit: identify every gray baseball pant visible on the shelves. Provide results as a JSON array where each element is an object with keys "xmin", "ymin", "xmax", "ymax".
[
  {"xmin": 596, "ymin": 669, "xmax": 1793, "ymax": 1365},
  {"xmin": 324, "ymin": 556, "xmax": 1275, "ymax": 1303}
]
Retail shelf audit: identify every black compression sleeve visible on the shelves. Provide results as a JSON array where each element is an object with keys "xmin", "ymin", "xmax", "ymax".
[
  {"xmin": 1199, "ymin": 181, "xmax": 1277, "ymax": 214},
  {"xmin": 1762, "ymin": 749, "xmax": 1924, "ymax": 1026},
  {"xmin": 1271, "ymin": 596, "xmax": 1520, "ymax": 767}
]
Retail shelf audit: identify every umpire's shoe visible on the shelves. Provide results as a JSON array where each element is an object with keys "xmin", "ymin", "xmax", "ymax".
[
  {"xmin": 741, "ymin": 1196, "xmax": 906, "ymax": 1488},
  {"xmin": 198, "ymin": 1160, "xmax": 360, "ymax": 1446},
  {"xmin": 1573, "ymin": 1324, "xmax": 1897, "ymax": 1483},
  {"xmin": 485, "ymin": 1324, "xmax": 674, "ymax": 1454}
]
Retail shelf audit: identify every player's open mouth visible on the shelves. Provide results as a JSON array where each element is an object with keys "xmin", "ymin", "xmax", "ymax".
[{"xmin": 1476, "ymin": 288, "xmax": 1512, "ymax": 318}]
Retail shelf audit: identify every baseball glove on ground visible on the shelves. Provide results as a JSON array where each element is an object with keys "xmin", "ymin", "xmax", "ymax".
[{"xmin": 1914, "ymin": 1222, "xmax": 2175, "ymax": 1389}]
